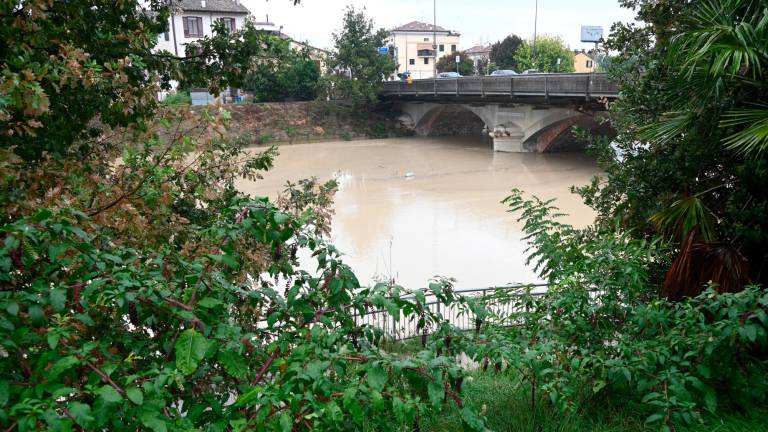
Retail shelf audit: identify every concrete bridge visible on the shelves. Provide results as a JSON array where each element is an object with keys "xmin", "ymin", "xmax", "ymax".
[{"xmin": 379, "ymin": 73, "xmax": 619, "ymax": 152}]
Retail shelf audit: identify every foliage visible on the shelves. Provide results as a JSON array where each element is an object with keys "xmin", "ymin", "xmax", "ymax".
[
  {"xmin": 162, "ymin": 92, "xmax": 191, "ymax": 106},
  {"xmin": 436, "ymin": 51, "xmax": 475, "ymax": 76},
  {"xmin": 489, "ymin": 35, "xmax": 524, "ymax": 71},
  {"xmin": 482, "ymin": 190, "xmax": 768, "ymax": 430},
  {"xmin": 579, "ymin": 0, "xmax": 768, "ymax": 286},
  {"xmin": 514, "ymin": 35, "xmax": 575, "ymax": 73},
  {"xmin": 0, "ymin": 0, "xmax": 298, "ymax": 161},
  {"xmin": 244, "ymin": 37, "xmax": 321, "ymax": 102},
  {"xmin": 0, "ymin": 108, "xmax": 495, "ymax": 431},
  {"xmin": 320, "ymin": 6, "xmax": 397, "ymax": 105}
]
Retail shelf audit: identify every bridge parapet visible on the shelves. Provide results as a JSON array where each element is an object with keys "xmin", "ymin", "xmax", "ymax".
[{"xmin": 381, "ymin": 73, "xmax": 619, "ymax": 100}]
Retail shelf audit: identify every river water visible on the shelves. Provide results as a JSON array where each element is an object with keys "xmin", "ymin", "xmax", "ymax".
[{"xmin": 236, "ymin": 136, "xmax": 600, "ymax": 290}]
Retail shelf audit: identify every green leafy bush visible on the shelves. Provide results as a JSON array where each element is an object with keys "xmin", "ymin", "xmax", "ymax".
[
  {"xmin": 467, "ymin": 190, "xmax": 768, "ymax": 430},
  {"xmin": 162, "ymin": 92, "xmax": 191, "ymax": 106}
]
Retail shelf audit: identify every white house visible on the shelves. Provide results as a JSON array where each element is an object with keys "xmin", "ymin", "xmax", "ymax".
[
  {"xmin": 155, "ymin": 0, "xmax": 251, "ymax": 57},
  {"xmin": 388, "ymin": 21, "xmax": 461, "ymax": 80}
]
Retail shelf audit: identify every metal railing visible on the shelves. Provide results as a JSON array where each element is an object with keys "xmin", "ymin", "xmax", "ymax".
[
  {"xmin": 353, "ymin": 284, "xmax": 548, "ymax": 341},
  {"xmin": 380, "ymin": 73, "xmax": 619, "ymax": 99}
]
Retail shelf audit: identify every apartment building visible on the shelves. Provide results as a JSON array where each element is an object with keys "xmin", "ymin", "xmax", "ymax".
[
  {"xmin": 389, "ymin": 21, "xmax": 461, "ymax": 79},
  {"xmin": 574, "ymin": 50, "xmax": 596, "ymax": 73}
]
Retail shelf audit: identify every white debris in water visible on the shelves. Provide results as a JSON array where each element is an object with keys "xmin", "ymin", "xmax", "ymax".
[{"xmin": 404, "ymin": 172, "xmax": 415, "ymax": 179}]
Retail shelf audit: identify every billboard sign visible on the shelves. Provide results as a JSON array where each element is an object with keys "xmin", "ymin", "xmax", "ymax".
[{"xmin": 580, "ymin": 26, "xmax": 604, "ymax": 43}]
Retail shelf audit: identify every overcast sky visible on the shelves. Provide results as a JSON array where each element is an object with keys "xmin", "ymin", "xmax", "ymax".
[{"xmin": 240, "ymin": 0, "xmax": 638, "ymax": 50}]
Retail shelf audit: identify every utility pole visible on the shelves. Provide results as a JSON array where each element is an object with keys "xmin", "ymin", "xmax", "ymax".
[
  {"xmin": 533, "ymin": 0, "xmax": 538, "ymax": 69},
  {"xmin": 433, "ymin": 0, "xmax": 437, "ymax": 80}
]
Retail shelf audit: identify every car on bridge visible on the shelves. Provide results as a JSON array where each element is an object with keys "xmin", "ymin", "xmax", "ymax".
[
  {"xmin": 436, "ymin": 72, "xmax": 462, "ymax": 79},
  {"xmin": 522, "ymin": 69, "xmax": 542, "ymax": 75},
  {"xmin": 489, "ymin": 69, "xmax": 518, "ymax": 76}
]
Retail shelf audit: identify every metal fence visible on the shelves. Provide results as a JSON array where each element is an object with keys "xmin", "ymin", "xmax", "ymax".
[
  {"xmin": 352, "ymin": 284, "xmax": 548, "ymax": 341},
  {"xmin": 380, "ymin": 73, "xmax": 619, "ymax": 99}
]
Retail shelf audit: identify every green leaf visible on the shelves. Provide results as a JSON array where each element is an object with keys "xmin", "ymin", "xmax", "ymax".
[
  {"xmin": 28, "ymin": 304, "xmax": 44, "ymax": 324},
  {"xmin": 47, "ymin": 332, "xmax": 60, "ymax": 349},
  {"xmin": 367, "ymin": 365, "xmax": 387, "ymax": 391},
  {"xmin": 279, "ymin": 412, "xmax": 292, "ymax": 432},
  {"xmin": 68, "ymin": 402, "xmax": 94, "ymax": 427},
  {"xmin": 198, "ymin": 297, "xmax": 223, "ymax": 309},
  {"xmin": 219, "ymin": 351, "xmax": 248, "ymax": 379},
  {"xmin": 140, "ymin": 413, "xmax": 168, "ymax": 432},
  {"xmin": 5, "ymin": 302, "xmax": 18, "ymax": 316},
  {"xmin": 126, "ymin": 387, "xmax": 144, "ymax": 405},
  {"xmin": 175, "ymin": 329, "xmax": 208, "ymax": 375},
  {"xmin": 0, "ymin": 380, "xmax": 8, "ymax": 407},
  {"xmin": 96, "ymin": 385, "xmax": 123, "ymax": 404},
  {"xmin": 645, "ymin": 413, "xmax": 665, "ymax": 425},
  {"xmin": 49, "ymin": 288, "xmax": 66, "ymax": 311},
  {"xmin": 49, "ymin": 356, "xmax": 79, "ymax": 379},
  {"xmin": 427, "ymin": 379, "xmax": 444, "ymax": 407}
]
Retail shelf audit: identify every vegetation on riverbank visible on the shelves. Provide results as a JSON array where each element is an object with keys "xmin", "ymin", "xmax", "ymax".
[{"xmin": 222, "ymin": 101, "xmax": 412, "ymax": 144}]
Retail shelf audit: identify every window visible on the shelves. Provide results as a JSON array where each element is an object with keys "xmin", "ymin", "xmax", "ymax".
[
  {"xmin": 586, "ymin": 60, "xmax": 593, "ymax": 68},
  {"xmin": 423, "ymin": 37, "xmax": 430, "ymax": 42},
  {"xmin": 423, "ymin": 58, "xmax": 429, "ymax": 65},
  {"xmin": 219, "ymin": 17, "xmax": 236, "ymax": 32},
  {"xmin": 163, "ymin": 31, "xmax": 170, "ymax": 41},
  {"xmin": 451, "ymin": 44, "xmax": 457, "ymax": 53},
  {"xmin": 439, "ymin": 44, "xmax": 444, "ymax": 52},
  {"xmin": 183, "ymin": 16, "xmax": 203, "ymax": 38},
  {"xmin": 409, "ymin": 59, "xmax": 415, "ymax": 65}
]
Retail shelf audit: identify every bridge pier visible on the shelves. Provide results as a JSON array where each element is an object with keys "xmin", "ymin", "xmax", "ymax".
[{"xmin": 395, "ymin": 101, "xmax": 611, "ymax": 153}]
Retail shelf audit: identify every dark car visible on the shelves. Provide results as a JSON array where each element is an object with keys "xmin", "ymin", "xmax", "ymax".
[
  {"xmin": 436, "ymin": 72, "xmax": 461, "ymax": 79},
  {"xmin": 397, "ymin": 71, "xmax": 412, "ymax": 80}
]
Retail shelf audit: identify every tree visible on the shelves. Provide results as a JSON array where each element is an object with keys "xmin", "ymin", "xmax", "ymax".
[
  {"xmin": 489, "ymin": 35, "xmax": 523, "ymax": 71},
  {"xmin": 436, "ymin": 51, "xmax": 475, "ymax": 76},
  {"xmin": 0, "ymin": 2, "xmax": 493, "ymax": 431},
  {"xmin": 321, "ymin": 6, "xmax": 397, "ymax": 104},
  {"xmin": 0, "ymin": 0, "xmax": 291, "ymax": 161},
  {"xmin": 577, "ymin": 0, "xmax": 768, "ymax": 289},
  {"xmin": 514, "ymin": 35, "xmax": 575, "ymax": 72},
  {"xmin": 244, "ymin": 37, "xmax": 321, "ymax": 102}
]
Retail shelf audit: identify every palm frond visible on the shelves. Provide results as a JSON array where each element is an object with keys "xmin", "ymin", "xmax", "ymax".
[
  {"xmin": 722, "ymin": 106, "xmax": 768, "ymax": 156},
  {"xmin": 649, "ymin": 196, "xmax": 717, "ymax": 243}
]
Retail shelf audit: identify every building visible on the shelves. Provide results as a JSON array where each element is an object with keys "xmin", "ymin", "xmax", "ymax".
[
  {"xmin": 465, "ymin": 44, "xmax": 491, "ymax": 74},
  {"xmin": 388, "ymin": 21, "xmax": 461, "ymax": 80},
  {"xmin": 155, "ymin": 0, "xmax": 251, "ymax": 58},
  {"xmin": 574, "ymin": 50, "xmax": 596, "ymax": 73}
]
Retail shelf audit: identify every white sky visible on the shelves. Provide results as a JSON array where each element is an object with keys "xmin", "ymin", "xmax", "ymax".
[{"xmin": 241, "ymin": 0, "xmax": 638, "ymax": 50}]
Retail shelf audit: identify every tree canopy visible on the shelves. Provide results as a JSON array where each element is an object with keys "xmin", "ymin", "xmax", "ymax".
[
  {"xmin": 244, "ymin": 38, "xmax": 321, "ymax": 102},
  {"xmin": 321, "ymin": 6, "xmax": 397, "ymax": 104},
  {"xmin": 436, "ymin": 51, "xmax": 475, "ymax": 76},
  {"xmin": 489, "ymin": 35, "xmax": 523, "ymax": 71},
  {"xmin": 514, "ymin": 35, "xmax": 575, "ymax": 72},
  {"xmin": 0, "ymin": 0, "xmax": 292, "ymax": 161}
]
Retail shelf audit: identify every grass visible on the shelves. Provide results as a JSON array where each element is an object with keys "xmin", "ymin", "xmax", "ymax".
[
  {"xmin": 413, "ymin": 372, "xmax": 768, "ymax": 432},
  {"xmin": 378, "ymin": 339, "xmax": 768, "ymax": 432}
]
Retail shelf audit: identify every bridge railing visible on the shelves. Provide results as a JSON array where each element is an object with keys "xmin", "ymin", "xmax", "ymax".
[
  {"xmin": 353, "ymin": 284, "xmax": 549, "ymax": 341},
  {"xmin": 380, "ymin": 73, "xmax": 618, "ymax": 99}
]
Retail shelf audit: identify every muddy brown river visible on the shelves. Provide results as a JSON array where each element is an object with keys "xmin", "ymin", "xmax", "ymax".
[{"xmin": 236, "ymin": 137, "xmax": 600, "ymax": 289}]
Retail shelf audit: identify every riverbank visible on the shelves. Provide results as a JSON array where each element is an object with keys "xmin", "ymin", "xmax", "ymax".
[{"xmin": 214, "ymin": 101, "xmax": 412, "ymax": 144}]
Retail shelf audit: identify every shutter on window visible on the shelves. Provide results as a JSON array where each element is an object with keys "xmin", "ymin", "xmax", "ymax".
[
  {"xmin": 197, "ymin": 17, "xmax": 203, "ymax": 36},
  {"xmin": 230, "ymin": 19, "xmax": 236, "ymax": 32},
  {"xmin": 183, "ymin": 18, "xmax": 189, "ymax": 37}
]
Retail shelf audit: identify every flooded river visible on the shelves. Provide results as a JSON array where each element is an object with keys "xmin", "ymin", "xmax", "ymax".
[{"xmin": 236, "ymin": 137, "xmax": 600, "ymax": 289}]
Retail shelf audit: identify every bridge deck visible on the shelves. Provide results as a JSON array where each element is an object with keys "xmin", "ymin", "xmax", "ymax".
[{"xmin": 380, "ymin": 73, "xmax": 618, "ymax": 101}]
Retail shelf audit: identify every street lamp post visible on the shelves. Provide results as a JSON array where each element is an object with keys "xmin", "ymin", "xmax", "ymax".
[
  {"xmin": 433, "ymin": 0, "xmax": 437, "ymax": 80},
  {"xmin": 533, "ymin": 0, "xmax": 538, "ymax": 69}
]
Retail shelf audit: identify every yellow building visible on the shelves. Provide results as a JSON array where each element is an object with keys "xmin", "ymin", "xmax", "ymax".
[
  {"xmin": 388, "ymin": 21, "xmax": 461, "ymax": 79},
  {"xmin": 574, "ymin": 50, "xmax": 596, "ymax": 73}
]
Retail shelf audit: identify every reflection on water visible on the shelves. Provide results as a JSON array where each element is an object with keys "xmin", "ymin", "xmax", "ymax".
[{"xmin": 236, "ymin": 136, "xmax": 600, "ymax": 289}]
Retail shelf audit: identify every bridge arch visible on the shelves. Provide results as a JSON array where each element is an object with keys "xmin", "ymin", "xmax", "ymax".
[{"xmin": 413, "ymin": 104, "xmax": 492, "ymax": 138}]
